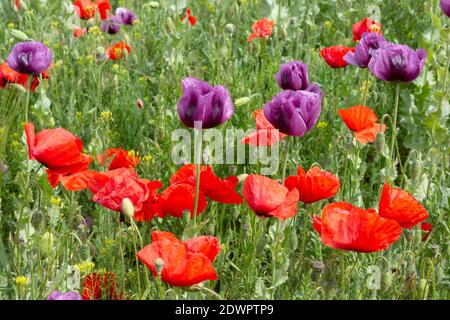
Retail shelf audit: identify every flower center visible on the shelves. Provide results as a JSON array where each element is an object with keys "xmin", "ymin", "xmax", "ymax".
[
  {"xmin": 18, "ymin": 52, "xmax": 31, "ymax": 68},
  {"xmin": 391, "ymin": 54, "xmax": 407, "ymax": 70}
]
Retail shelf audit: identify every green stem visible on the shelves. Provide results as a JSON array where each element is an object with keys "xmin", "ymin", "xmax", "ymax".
[
  {"xmin": 390, "ymin": 83, "xmax": 401, "ymax": 162},
  {"xmin": 192, "ymin": 128, "xmax": 202, "ymax": 228},
  {"xmin": 362, "ymin": 68, "xmax": 370, "ymax": 106},
  {"xmin": 281, "ymin": 136, "xmax": 291, "ymax": 182}
]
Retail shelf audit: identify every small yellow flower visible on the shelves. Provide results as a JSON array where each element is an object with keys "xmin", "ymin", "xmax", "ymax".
[
  {"xmin": 76, "ymin": 111, "xmax": 82, "ymax": 119},
  {"xmin": 50, "ymin": 196, "xmax": 61, "ymax": 207},
  {"xmin": 100, "ymin": 110, "xmax": 113, "ymax": 122},
  {"xmin": 317, "ymin": 121, "xmax": 329, "ymax": 129},
  {"xmin": 142, "ymin": 155, "xmax": 153, "ymax": 163},
  {"xmin": 7, "ymin": 23, "xmax": 16, "ymax": 30},
  {"xmin": 11, "ymin": 140, "xmax": 21, "ymax": 150},
  {"xmin": 324, "ymin": 21, "xmax": 333, "ymax": 29},
  {"xmin": 89, "ymin": 26, "xmax": 101, "ymax": 37},
  {"xmin": 15, "ymin": 276, "xmax": 28, "ymax": 286},
  {"xmin": 104, "ymin": 239, "xmax": 114, "ymax": 247},
  {"xmin": 74, "ymin": 261, "xmax": 95, "ymax": 273},
  {"xmin": 51, "ymin": 21, "xmax": 59, "ymax": 29}
]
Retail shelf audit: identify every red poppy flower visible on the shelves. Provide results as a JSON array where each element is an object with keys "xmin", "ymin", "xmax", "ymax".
[
  {"xmin": 89, "ymin": 168, "xmax": 163, "ymax": 222},
  {"xmin": 242, "ymin": 174, "xmax": 299, "ymax": 221},
  {"xmin": 352, "ymin": 18, "xmax": 382, "ymax": 42},
  {"xmin": 284, "ymin": 166, "xmax": 340, "ymax": 204},
  {"xmin": 107, "ymin": 42, "xmax": 131, "ymax": 60},
  {"xmin": 378, "ymin": 183, "xmax": 428, "ymax": 229},
  {"xmin": 73, "ymin": 27, "xmax": 87, "ymax": 38},
  {"xmin": 73, "ymin": 0, "xmax": 111, "ymax": 20},
  {"xmin": 313, "ymin": 202, "xmax": 402, "ymax": 253},
  {"xmin": 160, "ymin": 183, "xmax": 207, "ymax": 218},
  {"xmin": 82, "ymin": 272, "xmax": 121, "ymax": 300},
  {"xmin": 1, "ymin": 62, "xmax": 49, "ymax": 92},
  {"xmin": 14, "ymin": 0, "xmax": 19, "ymax": 10},
  {"xmin": 25, "ymin": 123, "xmax": 93, "ymax": 175},
  {"xmin": 137, "ymin": 231, "xmax": 220, "ymax": 287},
  {"xmin": 338, "ymin": 105, "xmax": 387, "ymax": 144},
  {"xmin": 420, "ymin": 222, "xmax": 433, "ymax": 241},
  {"xmin": 181, "ymin": 8, "xmax": 197, "ymax": 26},
  {"xmin": 97, "ymin": 148, "xmax": 139, "ymax": 170},
  {"xmin": 320, "ymin": 46, "xmax": 355, "ymax": 68},
  {"xmin": 46, "ymin": 169, "xmax": 97, "ymax": 191},
  {"xmin": 241, "ymin": 109, "xmax": 287, "ymax": 146},
  {"xmin": 247, "ymin": 18, "xmax": 274, "ymax": 42},
  {"xmin": 169, "ymin": 164, "xmax": 242, "ymax": 205}
]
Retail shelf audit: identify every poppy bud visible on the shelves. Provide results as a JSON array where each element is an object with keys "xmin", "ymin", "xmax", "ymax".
[
  {"xmin": 121, "ymin": 198, "xmax": 135, "ymax": 219},
  {"xmin": 149, "ymin": 2, "xmax": 160, "ymax": 9},
  {"xmin": 96, "ymin": 46, "xmax": 105, "ymax": 58},
  {"xmin": 228, "ymin": 165, "xmax": 237, "ymax": 175},
  {"xmin": 155, "ymin": 258, "xmax": 165, "ymax": 275},
  {"xmin": 280, "ymin": 28, "xmax": 288, "ymax": 41},
  {"xmin": 381, "ymin": 271, "xmax": 392, "ymax": 291},
  {"xmin": 80, "ymin": 244, "xmax": 91, "ymax": 261},
  {"xmin": 233, "ymin": 208, "xmax": 240, "ymax": 220},
  {"xmin": 410, "ymin": 157, "xmax": 423, "ymax": 182},
  {"xmin": 417, "ymin": 279, "xmax": 429, "ymax": 299},
  {"xmin": 225, "ymin": 23, "xmax": 235, "ymax": 36},
  {"xmin": 430, "ymin": 163, "xmax": 437, "ymax": 177},
  {"xmin": 39, "ymin": 232, "xmax": 54, "ymax": 257},
  {"xmin": 255, "ymin": 234, "xmax": 266, "ymax": 257},
  {"xmin": 210, "ymin": 23, "xmax": 217, "ymax": 37},
  {"xmin": 166, "ymin": 17, "xmax": 175, "ymax": 34},
  {"xmin": 182, "ymin": 210, "xmax": 191, "ymax": 225},
  {"xmin": 207, "ymin": 223, "xmax": 215, "ymax": 235},
  {"xmin": 237, "ymin": 174, "xmax": 248, "ymax": 185},
  {"xmin": 235, "ymin": 96, "xmax": 251, "ymax": 107},
  {"xmin": 137, "ymin": 99, "xmax": 144, "ymax": 109},
  {"xmin": 374, "ymin": 131, "xmax": 385, "ymax": 154},
  {"xmin": 288, "ymin": 231, "xmax": 298, "ymax": 251}
]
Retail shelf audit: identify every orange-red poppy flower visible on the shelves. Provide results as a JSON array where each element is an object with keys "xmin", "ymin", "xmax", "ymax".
[
  {"xmin": 180, "ymin": 8, "xmax": 197, "ymax": 26},
  {"xmin": 73, "ymin": 0, "xmax": 111, "ymax": 20},
  {"xmin": 420, "ymin": 222, "xmax": 433, "ymax": 241},
  {"xmin": 247, "ymin": 18, "xmax": 274, "ymax": 42},
  {"xmin": 25, "ymin": 123, "xmax": 93, "ymax": 176},
  {"xmin": 284, "ymin": 166, "xmax": 340, "ymax": 204},
  {"xmin": 242, "ymin": 174, "xmax": 299, "ymax": 221},
  {"xmin": 107, "ymin": 42, "xmax": 131, "ymax": 60},
  {"xmin": 313, "ymin": 202, "xmax": 402, "ymax": 253},
  {"xmin": 82, "ymin": 272, "xmax": 121, "ymax": 300},
  {"xmin": 320, "ymin": 46, "xmax": 355, "ymax": 68},
  {"xmin": 137, "ymin": 231, "xmax": 220, "ymax": 287},
  {"xmin": 169, "ymin": 164, "xmax": 242, "ymax": 205},
  {"xmin": 338, "ymin": 105, "xmax": 386, "ymax": 144},
  {"xmin": 352, "ymin": 18, "xmax": 382, "ymax": 42},
  {"xmin": 88, "ymin": 168, "xmax": 163, "ymax": 222},
  {"xmin": 1, "ymin": 62, "xmax": 49, "ymax": 92},
  {"xmin": 241, "ymin": 109, "xmax": 287, "ymax": 146},
  {"xmin": 378, "ymin": 183, "xmax": 429, "ymax": 229},
  {"xmin": 73, "ymin": 27, "xmax": 87, "ymax": 38},
  {"xmin": 97, "ymin": 148, "xmax": 139, "ymax": 170},
  {"xmin": 46, "ymin": 169, "xmax": 97, "ymax": 191}
]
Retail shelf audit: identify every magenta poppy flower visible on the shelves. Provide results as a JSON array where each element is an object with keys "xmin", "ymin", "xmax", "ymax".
[
  {"xmin": 368, "ymin": 44, "xmax": 426, "ymax": 82},
  {"xmin": 263, "ymin": 90, "xmax": 322, "ymax": 137},
  {"xmin": 7, "ymin": 41, "xmax": 52, "ymax": 75},
  {"xmin": 177, "ymin": 77, "xmax": 234, "ymax": 129},
  {"xmin": 344, "ymin": 32, "xmax": 387, "ymax": 68},
  {"xmin": 115, "ymin": 7, "xmax": 137, "ymax": 25},
  {"xmin": 47, "ymin": 290, "xmax": 82, "ymax": 300},
  {"xmin": 440, "ymin": 0, "xmax": 450, "ymax": 17}
]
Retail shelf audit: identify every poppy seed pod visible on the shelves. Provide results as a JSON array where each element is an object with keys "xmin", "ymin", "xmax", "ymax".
[
  {"xmin": 154, "ymin": 258, "xmax": 165, "ymax": 275},
  {"xmin": 148, "ymin": 2, "xmax": 160, "ymax": 9},
  {"xmin": 177, "ymin": 77, "xmax": 234, "ymax": 129},
  {"xmin": 225, "ymin": 23, "xmax": 235, "ymax": 36}
]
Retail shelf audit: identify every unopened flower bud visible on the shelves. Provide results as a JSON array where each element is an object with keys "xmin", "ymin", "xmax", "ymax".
[
  {"xmin": 255, "ymin": 234, "xmax": 266, "ymax": 257},
  {"xmin": 228, "ymin": 165, "xmax": 237, "ymax": 175},
  {"xmin": 137, "ymin": 99, "xmax": 144, "ymax": 109},
  {"xmin": 237, "ymin": 174, "xmax": 248, "ymax": 185},
  {"xmin": 149, "ymin": 1, "xmax": 160, "ymax": 9},
  {"xmin": 39, "ymin": 232, "xmax": 54, "ymax": 257},
  {"xmin": 289, "ymin": 231, "xmax": 298, "ymax": 251},
  {"xmin": 166, "ymin": 17, "xmax": 175, "ymax": 34},
  {"xmin": 182, "ymin": 210, "xmax": 191, "ymax": 224},
  {"xmin": 225, "ymin": 23, "xmax": 235, "ymax": 36},
  {"xmin": 121, "ymin": 198, "xmax": 135, "ymax": 219},
  {"xmin": 210, "ymin": 23, "xmax": 217, "ymax": 37},
  {"xmin": 155, "ymin": 258, "xmax": 164, "ymax": 275},
  {"xmin": 417, "ymin": 279, "xmax": 429, "ymax": 299},
  {"xmin": 235, "ymin": 97, "xmax": 251, "ymax": 107},
  {"xmin": 381, "ymin": 271, "xmax": 392, "ymax": 291},
  {"xmin": 410, "ymin": 157, "xmax": 423, "ymax": 182},
  {"xmin": 374, "ymin": 132, "xmax": 385, "ymax": 154},
  {"xmin": 281, "ymin": 28, "xmax": 288, "ymax": 41}
]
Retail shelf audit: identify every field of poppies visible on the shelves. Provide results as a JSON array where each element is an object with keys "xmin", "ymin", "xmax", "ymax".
[{"xmin": 0, "ymin": 0, "xmax": 449, "ymax": 301}]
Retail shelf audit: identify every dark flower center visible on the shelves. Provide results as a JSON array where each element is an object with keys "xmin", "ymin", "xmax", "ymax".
[
  {"xmin": 18, "ymin": 52, "xmax": 31, "ymax": 68},
  {"xmin": 391, "ymin": 54, "xmax": 407, "ymax": 70}
]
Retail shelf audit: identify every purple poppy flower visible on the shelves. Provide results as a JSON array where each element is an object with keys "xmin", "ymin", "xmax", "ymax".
[
  {"xmin": 368, "ymin": 44, "xmax": 426, "ymax": 82},
  {"xmin": 47, "ymin": 290, "xmax": 82, "ymax": 300},
  {"xmin": 115, "ymin": 7, "xmax": 137, "ymax": 25},
  {"xmin": 177, "ymin": 77, "xmax": 234, "ymax": 129},
  {"xmin": 102, "ymin": 16, "xmax": 122, "ymax": 35},
  {"xmin": 263, "ymin": 90, "xmax": 322, "ymax": 137},
  {"xmin": 7, "ymin": 41, "xmax": 52, "ymax": 75},
  {"xmin": 440, "ymin": 0, "xmax": 450, "ymax": 17},
  {"xmin": 275, "ymin": 61, "xmax": 310, "ymax": 91},
  {"xmin": 344, "ymin": 32, "xmax": 387, "ymax": 68}
]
